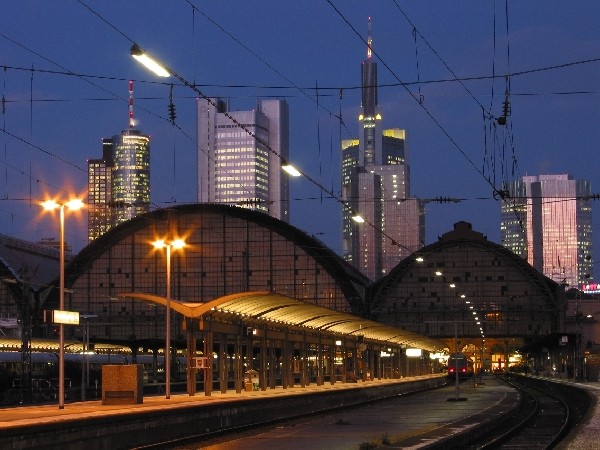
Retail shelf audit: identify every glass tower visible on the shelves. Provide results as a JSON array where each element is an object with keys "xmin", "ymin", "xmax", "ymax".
[
  {"xmin": 341, "ymin": 20, "xmax": 424, "ymax": 280},
  {"xmin": 111, "ymin": 129, "xmax": 151, "ymax": 224},
  {"xmin": 87, "ymin": 129, "xmax": 150, "ymax": 242},
  {"xmin": 197, "ymin": 98, "xmax": 290, "ymax": 222},
  {"xmin": 501, "ymin": 174, "xmax": 593, "ymax": 287}
]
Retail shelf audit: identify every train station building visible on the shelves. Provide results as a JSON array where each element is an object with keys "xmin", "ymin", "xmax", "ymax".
[{"xmin": 0, "ymin": 206, "xmax": 598, "ymax": 395}]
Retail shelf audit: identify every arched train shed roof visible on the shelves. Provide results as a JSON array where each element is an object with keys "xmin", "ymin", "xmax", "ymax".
[
  {"xmin": 118, "ymin": 291, "xmax": 444, "ymax": 352},
  {"xmin": 67, "ymin": 203, "xmax": 369, "ymax": 308},
  {"xmin": 370, "ymin": 222, "xmax": 560, "ymax": 309}
]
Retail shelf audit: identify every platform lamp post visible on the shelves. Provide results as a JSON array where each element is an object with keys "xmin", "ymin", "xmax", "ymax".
[
  {"xmin": 40, "ymin": 198, "xmax": 84, "ymax": 409},
  {"xmin": 152, "ymin": 238, "xmax": 186, "ymax": 399}
]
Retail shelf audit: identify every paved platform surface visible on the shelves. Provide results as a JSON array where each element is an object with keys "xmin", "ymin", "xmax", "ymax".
[
  {"xmin": 0, "ymin": 376, "xmax": 439, "ymax": 430},
  {"xmin": 1, "ymin": 374, "xmax": 599, "ymax": 449},
  {"xmin": 0, "ymin": 375, "xmax": 515, "ymax": 449}
]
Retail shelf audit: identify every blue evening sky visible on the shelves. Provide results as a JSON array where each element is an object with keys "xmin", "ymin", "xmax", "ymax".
[{"xmin": 1, "ymin": 1, "xmax": 599, "ymax": 276}]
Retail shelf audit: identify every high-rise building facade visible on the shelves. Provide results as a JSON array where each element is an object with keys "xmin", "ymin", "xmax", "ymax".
[
  {"xmin": 501, "ymin": 174, "xmax": 593, "ymax": 287},
  {"xmin": 88, "ymin": 139, "xmax": 114, "ymax": 242},
  {"xmin": 341, "ymin": 20, "xmax": 424, "ymax": 280},
  {"xmin": 197, "ymin": 98, "xmax": 290, "ymax": 222},
  {"xmin": 110, "ymin": 129, "xmax": 151, "ymax": 223},
  {"xmin": 88, "ymin": 82, "xmax": 150, "ymax": 242}
]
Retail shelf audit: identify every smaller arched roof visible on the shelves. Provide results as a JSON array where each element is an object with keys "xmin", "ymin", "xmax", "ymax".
[
  {"xmin": 371, "ymin": 221, "xmax": 560, "ymax": 306},
  {"xmin": 118, "ymin": 291, "xmax": 444, "ymax": 352}
]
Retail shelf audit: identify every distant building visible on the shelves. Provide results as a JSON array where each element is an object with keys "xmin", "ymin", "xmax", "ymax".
[
  {"xmin": 88, "ymin": 82, "xmax": 150, "ymax": 242},
  {"xmin": 197, "ymin": 98, "xmax": 290, "ymax": 222},
  {"xmin": 87, "ymin": 138, "xmax": 114, "ymax": 241},
  {"xmin": 341, "ymin": 19, "xmax": 424, "ymax": 280},
  {"xmin": 501, "ymin": 174, "xmax": 593, "ymax": 287},
  {"xmin": 110, "ymin": 129, "xmax": 151, "ymax": 224}
]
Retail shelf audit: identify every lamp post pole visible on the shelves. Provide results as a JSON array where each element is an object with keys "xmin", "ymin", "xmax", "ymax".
[
  {"xmin": 41, "ymin": 198, "xmax": 83, "ymax": 409},
  {"xmin": 165, "ymin": 243, "xmax": 172, "ymax": 399},
  {"xmin": 58, "ymin": 204, "xmax": 65, "ymax": 409},
  {"xmin": 152, "ymin": 238, "xmax": 186, "ymax": 399}
]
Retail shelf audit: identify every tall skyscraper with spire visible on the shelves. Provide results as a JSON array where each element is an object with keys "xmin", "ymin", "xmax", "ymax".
[
  {"xmin": 88, "ymin": 81, "xmax": 150, "ymax": 242},
  {"xmin": 197, "ymin": 98, "xmax": 290, "ymax": 222},
  {"xmin": 501, "ymin": 174, "xmax": 593, "ymax": 287},
  {"xmin": 342, "ymin": 18, "xmax": 424, "ymax": 281}
]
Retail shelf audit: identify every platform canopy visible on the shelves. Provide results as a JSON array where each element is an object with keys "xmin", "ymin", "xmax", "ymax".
[{"xmin": 118, "ymin": 291, "xmax": 445, "ymax": 352}]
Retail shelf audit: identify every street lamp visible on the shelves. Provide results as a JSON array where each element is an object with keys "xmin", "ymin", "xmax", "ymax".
[
  {"xmin": 130, "ymin": 44, "xmax": 170, "ymax": 78},
  {"xmin": 152, "ymin": 238, "xmax": 186, "ymax": 399},
  {"xmin": 281, "ymin": 160, "xmax": 302, "ymax": 177},
  {"xmin": 40, "ymin": 198, "xmax": 84, "ymax": 409}
]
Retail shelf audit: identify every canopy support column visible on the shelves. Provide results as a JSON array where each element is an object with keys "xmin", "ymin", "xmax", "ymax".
[
  {"xmin": 282, "ymin": 333, "xmax": 289, "ymax": 389},
  {"xmin": 330, "ymin": 343, "xmax": 336, "ymax": 385},
  {"xmin": 219, "ymin": 334, "xmax": 227, "ymax": 394},
  {"xmin": 234, "ymin": 334, "xmax": 242, "ymax": 393},
  {"xmin": 203, "ymin": 321, "xmax": 213, "ymax": 396},
  {"xmin": 185, "ymin": 318, "xmax": 197, "ymax": 396},
  {"xmin": 260, "ymin": 328, "xmax": 267, "ymax": 391},
  {"xmin": 300, "ymin": 334, "xmax": 307, "ymax": 387},
  {"xmin": 317, "ymin": 336, "xmax": 324, "ymax": 386}
]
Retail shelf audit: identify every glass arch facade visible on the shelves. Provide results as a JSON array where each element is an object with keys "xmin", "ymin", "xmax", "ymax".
[
  {"xmin": 369, "ymin": 222, "xmax": 563, "ymax": 348},
  {"xmin": 62, "ymin": 204, "xmax": 368, "ymax": 345}
]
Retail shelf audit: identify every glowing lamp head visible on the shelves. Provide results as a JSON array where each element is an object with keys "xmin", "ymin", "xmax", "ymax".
[
  {"xmin": 282, "ymin": 162, "xmax": 301, "ymax": 177},
  {"xmin": 152, "ymin": 238, "xmax": 186, "ymax": 250},
  {"xmin": 66, "ymin": 199, "xmax": 84, "ymax": 211},
  {"xmin": 131, "ymin": 44, "xmax": 170, "ymax": 78},
  {"xmin": 40, "ymin": 198, "xmax": 84, "ymax": 211},
  {"xmin": 41, "ymin": 200, "xmax": 59, "ymax": 211},
  {"xmin": 152, "ymin": 239, "xmax": 166, "ymax": 250},
  {"xmin": 171, "ymin": 239, "xmax": 186, "ymax": 250}
]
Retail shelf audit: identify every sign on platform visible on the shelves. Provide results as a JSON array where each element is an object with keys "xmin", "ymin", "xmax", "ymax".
[{"xmin": 45, "ymin": 309, "xmax": 80, "ymax": 325}]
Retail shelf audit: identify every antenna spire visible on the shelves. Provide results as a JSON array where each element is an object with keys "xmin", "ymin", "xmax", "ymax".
[
  {"xmin": 128, "ymin": 80, "xmax": 134, "ymax": 128},
  {"xmin": 367, "ymin": 16, "xmax": 373, "ymax": 59}
]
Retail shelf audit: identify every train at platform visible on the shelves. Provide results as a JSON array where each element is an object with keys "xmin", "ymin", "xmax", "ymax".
[{"xmin": 446, "ymin": 353, "xmax": 474, "ymax": 378}]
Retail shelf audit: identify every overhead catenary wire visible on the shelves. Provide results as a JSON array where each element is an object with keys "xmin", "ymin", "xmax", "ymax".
[
  {"xmin": 325, "ymin": 0, "xmax": 502, "ymax": 200},
  {"xmin": 2, "ymin": 2, "xmax": 597, "ymax": 256},
  {"xmin": 2, "ymin": 62, "xmax": 600, "ymax": 101}
]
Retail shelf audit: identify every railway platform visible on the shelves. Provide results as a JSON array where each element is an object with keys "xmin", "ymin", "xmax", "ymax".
[
  {"xmin": 0, "ymin": 374, "xmax": 516, "ymax": 449},
  {"xmin": 1, "ymin": 374, "xmax": 599, "ymax": 449}
]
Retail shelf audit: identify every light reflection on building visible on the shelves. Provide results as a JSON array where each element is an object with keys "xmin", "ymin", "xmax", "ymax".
[{"xmin": 501, "ymin": 174, "xmax": 593, "ymax": 287}]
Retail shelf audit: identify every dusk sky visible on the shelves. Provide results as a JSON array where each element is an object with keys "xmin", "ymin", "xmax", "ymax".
[{"xmin": 2, "ymin": 2, "xmax": 600, "ymax": 277}]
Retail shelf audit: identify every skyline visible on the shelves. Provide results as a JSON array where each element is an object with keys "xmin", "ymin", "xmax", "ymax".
[{"xmin": 2, "ymin": 2, "xmax": 600, "ymax": 281}]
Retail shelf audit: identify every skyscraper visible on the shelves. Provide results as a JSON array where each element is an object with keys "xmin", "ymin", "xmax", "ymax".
[
  {"xmin": 501, "ymin": 174, "xmax": 593, "ymax": 287},
  {"xmin": 341, "ymin": 19, "xmax": 424, "ymax": 280},
  {"xmin": 197, "ymin": 98, "xmax": 290, "ymax": 222},
  {"xmin": 88, "ymin": 81, "xmax": 150, "ymax": 242}
]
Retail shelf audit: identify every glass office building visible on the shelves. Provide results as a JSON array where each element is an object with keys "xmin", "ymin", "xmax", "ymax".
[
  {"xmin": 341, "ymin": 22, "xmax": 423, "ymax": 280},
  {"xmin": 88, "ymin": 129, "xmax": 150, "ymax": 242},
  {"xmin": 501, "ymin": 174, "xmax": 593, "ymax": 287},
  {"xmin": 197, "ymin": 98, "xmax": 290, "ymax": 222}
]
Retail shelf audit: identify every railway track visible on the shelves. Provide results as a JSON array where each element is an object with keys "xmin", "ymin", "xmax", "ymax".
[
  {"xmin": 473, "ymin": 376, "xmax": 568, "ymax": 448},
  {"xmin": 458, "ymin": 375, "xmax": 590, "ymax": 450},
  {"xmin": 136, "ymin": 375, "xmax": 590, "ymax": 450}
]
